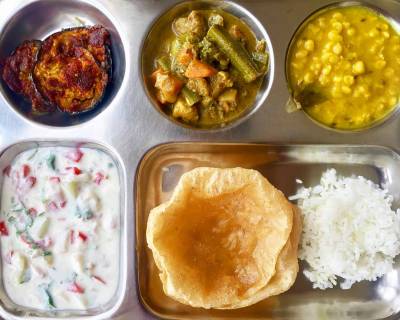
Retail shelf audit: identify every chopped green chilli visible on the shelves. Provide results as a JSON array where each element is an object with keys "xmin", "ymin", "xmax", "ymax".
[
  {"xmin": 40, "ymin": 284, "xmax": 55, "ymax": 309},
  {"xmin": 75, "ymin": 207, "xmax": 94, "ymax": 220},
  {"xmin": 46, "ymin": 154, "xmax": 56, "ymax": 170}
]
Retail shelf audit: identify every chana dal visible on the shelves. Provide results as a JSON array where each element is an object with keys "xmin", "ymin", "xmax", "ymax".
[{"xmin": 288, "ymin": 6, "xmax": 400, "ymax": 130}]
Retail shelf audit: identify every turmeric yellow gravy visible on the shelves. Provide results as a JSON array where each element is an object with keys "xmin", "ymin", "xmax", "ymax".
[{"xmin": 289, "ymin": 6, "xmax": 400, "ymax": 130}]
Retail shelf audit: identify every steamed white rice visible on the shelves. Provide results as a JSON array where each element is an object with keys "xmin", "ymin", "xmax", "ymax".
[{"xmin": 290, "ymin": 169, "xmax": 400, "ymax": 290}]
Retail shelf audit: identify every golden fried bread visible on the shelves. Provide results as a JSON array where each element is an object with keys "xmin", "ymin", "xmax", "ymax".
[
  {"xmin": 147, "ymin": 167, "xmax": 294, "ymax": 309},
  {"xmin": 225, "ymin": 205, "xmax": 301, "ymax": 309}
]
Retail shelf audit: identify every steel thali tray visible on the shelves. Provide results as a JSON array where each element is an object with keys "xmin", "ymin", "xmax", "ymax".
[
  {"xmin": 0, "ymin": 0, "xmax": 400, "ymax": 319},
  {"xmin": 136, "ymin": 143, "xmax": 400, "ymax": 320}
]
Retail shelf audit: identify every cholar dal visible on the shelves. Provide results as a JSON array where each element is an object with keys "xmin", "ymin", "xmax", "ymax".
[{"xmin": 288, "ymin": 6, "xmax": 400, "ymax": 130}]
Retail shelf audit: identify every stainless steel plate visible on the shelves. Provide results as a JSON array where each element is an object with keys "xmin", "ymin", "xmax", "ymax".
[
  {"xmin": 1, "ymin": 0, "xmax": 400, "ymax": 319},
  {"xmin": 136, "ymin": 142, "xmax": 400, "ymax": 320}
]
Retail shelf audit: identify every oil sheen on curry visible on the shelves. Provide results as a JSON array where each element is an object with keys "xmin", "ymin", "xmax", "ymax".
[
  {"xmin": 149, "ymin": 10, "xmax": 269, "ymax": 128},
  {"xmin": 288, "ymin": 6, "xmax": 400, "ymax": 130}
]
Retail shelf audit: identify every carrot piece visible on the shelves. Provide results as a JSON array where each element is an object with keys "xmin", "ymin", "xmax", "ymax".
[
  {"xmin": 177, "ymin": 48, "xmax": 194, "ymax": 66},
  {"xmin": 22, "ymin": 164, "xmax": 30, "ymax": 178},
  {"xmin": 185, "ymin": 59, "xmax": 217, "ymax": 78},
  {"xmin": 78, "ymin": 231, "xmax": 88, "ymax": 242},
  {"xmin": 67, "ymin": 282, "xmax": 85, "ymax": 294},
  {"xmin": 0, "ymin": 221, "xmax": 8, "ymax": 236}
]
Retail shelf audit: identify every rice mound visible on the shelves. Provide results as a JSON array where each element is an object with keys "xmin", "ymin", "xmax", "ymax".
[{"xmin": 290, "ymin": 169, "xmax": 400, "ymax": 290}]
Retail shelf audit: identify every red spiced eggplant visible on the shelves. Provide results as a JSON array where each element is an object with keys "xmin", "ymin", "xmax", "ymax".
[
  {"xmin": 1, "ymin": 25, "xmax": 112, "ymax": 115},
  {"xmin": 1, "ymin": 40, "xmax": 54, "ymax": 114},
  {"xmin": 33, "ymin": 26, "xmax": 111, "ymax": 114}
]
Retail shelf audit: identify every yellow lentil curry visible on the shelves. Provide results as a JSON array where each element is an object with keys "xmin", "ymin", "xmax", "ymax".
[
  {"xmin": 288, "ymin": 6, "xmax": 400, "ymax": 130},
  {"xmin": 149, "ymin": 10, "xmax": 269, "ymax": 128}
]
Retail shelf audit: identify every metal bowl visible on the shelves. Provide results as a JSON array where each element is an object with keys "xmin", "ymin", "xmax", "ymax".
[
  {"xmin": 0, "ymin": 140, "xmax": 127, "ymax": 319},
  {"xmin": 140, "ymin": 0, "xmax": 275, "ymax": 132},
  {"xmin": 0, "ymin": 0, "xmax": 127, "ymax": 127},
  {"xmin": 285, "ymin": 1, "xmax": 400, "ymax": 133}
]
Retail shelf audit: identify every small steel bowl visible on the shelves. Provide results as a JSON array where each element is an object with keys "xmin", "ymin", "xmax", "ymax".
[
  {"xmin": 285, "ymin": 1, "xmax": 400, "ymax": 133},
  {"xmin": 0, "ymin": 0, "xmax": 127, "ymax": 127},
  {"xmin": 140, "ymin": 0, "xmax": 275, "ymax": 132}
]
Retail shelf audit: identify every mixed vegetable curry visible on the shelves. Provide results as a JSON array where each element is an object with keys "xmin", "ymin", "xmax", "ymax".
[{"xmin": 150, "ymin": 10, "xmax": 269, "ymax": 128}]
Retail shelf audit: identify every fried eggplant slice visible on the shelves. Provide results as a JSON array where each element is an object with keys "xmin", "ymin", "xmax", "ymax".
[
  {"xmin": 34, "ymin": 46, "xmax": 108, "ymax": 114},
  {"xmin": 39, "ymin": 26, "xmax": 111, "ymax": 72},
  {"xmin": 86, "ymin": 25, "xmax": 112, "ymax": 71},
  {"xmin": 1, "ymin": 40, "xmax": 54, "ymax": 114}
]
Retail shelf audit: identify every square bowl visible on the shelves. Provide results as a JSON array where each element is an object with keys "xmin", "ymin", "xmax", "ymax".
[{"xmin": 0, "ymin": 140, "xmax": 127, "ymax": 319}]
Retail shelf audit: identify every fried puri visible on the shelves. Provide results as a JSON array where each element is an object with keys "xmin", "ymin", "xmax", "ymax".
[
  {"xmin": 227, "ymin": 205, "xmax": 301, "ymax": 309},
  {"xmin": 146, "ymin": 167, "xmax": 296, "ymax": 309},
  {"xmin": 1, "ymin": 40, "xmax": 54, "ymax": 114},
  {"xmin": 33, "ymin": 26, "xmax": 110, "ymax": 114}
]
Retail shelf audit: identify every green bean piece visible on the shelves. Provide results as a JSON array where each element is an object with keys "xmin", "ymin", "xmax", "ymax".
[
  {"xmin": 207, "ymin": 25, "xmax": 260, "ymax": 83},
  {"xmin": 170, "ymin": 38, "xmax": 181, "ymax": 57},
  {"xmin": 181, "ymin": 87, "xmax": 201, "ymax": 106},
  {"xmin": 156, "ymin": 56, "xmax": 171, "ymax": 71},
  {"xmin": 252, "ymin": 51, "xmax": 269, "ymax": 73},
  {"xmin": 252, "ymin": 52, "xmax": 269, "ymax": 66}
]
